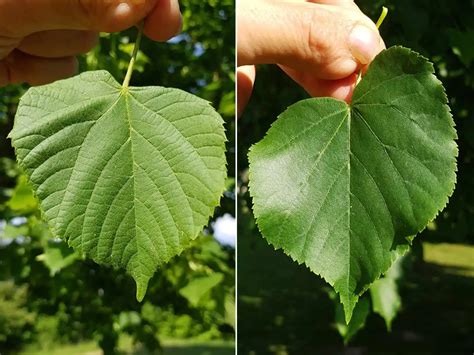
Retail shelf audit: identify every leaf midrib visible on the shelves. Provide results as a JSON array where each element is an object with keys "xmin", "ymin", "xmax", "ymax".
[{"xmin": 124, "ymin": 92, "xmax": 140, "ymax": 272}]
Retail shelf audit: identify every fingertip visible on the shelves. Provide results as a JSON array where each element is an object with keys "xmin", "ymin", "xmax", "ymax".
[
  {"xmin": 144, "ymin": 0, "xmax": 182, "ymax": 41},
  {"xmin": 237, "ymin": 65, "xmax": 256, "ymax": 118},
  {"xmin": 19, "ymin": 30, "xmax": 99, "ymax": 58},
  {"xmin": 27, "ymin": 56, "xmax": 78, "ymax": 86},
  {"xmin": 359, "ymin": 36, "xmax": 385, "ymax": 76},
  {"xmin": 3, "ymin": 51, "xmax": 79, "ymax": 86},
  {"xmin": 79, "ymin": 31, "xmax": 100, "ymax": 54},
  {"xmin": 330, "ymin": 84, "xmax": 353, "ymax": 103},
  {"xmin": 0, "ymin": 61, "xmax": 11, "ymax": 87},
  {"xmin": 325, "ymin": 73, "xmax": 357, "ymax": 102},
  {"xmin": 70, "ymin": 56, "xmax": 79, "ymax": 76},
  {"xmin": 280, "ymin": 65, "xmax": 357, "ymax": 102},
  {"xmin": 349, "ymin": 24, "xmax": 380, "ymax": 65},
  {"xmin": 102, "ymin": 0, "xmax": 158, "ymax": 33},
  {"xmin": 113, "ymin": 3, "xmax": 133, "ymax": 18}
]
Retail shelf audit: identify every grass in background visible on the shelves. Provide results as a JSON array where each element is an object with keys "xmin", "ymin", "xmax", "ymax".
[
  {"xmin": 237, "ymin": 216, "xmax": 474, "ymax": 354},
  {"xmin": 20, "ymin": 337, "xmax": 234, "ymax": 355}
]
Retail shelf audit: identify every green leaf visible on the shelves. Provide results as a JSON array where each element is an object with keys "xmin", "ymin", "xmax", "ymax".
[
  {"xmin": 36, "ymin": 241, "xmax": 79, "ymax": 276},
  {"xmin": 369, "ymin": 253, "xmax": 405, "ymax": 331},
  {"xmin": 2, "ymin": 223, "xmax": 29, "ymax": 239},
  {"xmin": 335, "ymin": 296, "xmax": 370, "ymax": 345},
  {"xmin": 9, "ymin": 70, "xmax": 227, "ymax": 301},
  {"xmin": 179, "ymin": 273, "xmax": 224, "ymax": 307},
  {"xmin": 224, "ymin": 293, "xmax": 236, "ymax": 329},
  {"xmin": 248, "ymin": 46, "xmax": 457, "ymax": 322},
  {"xmin": 370, "ymin": 278, "xmax": 400, "ymax": 331},
  {"xmin": 447, "ymin": 29, "xmax": 474, "ymax": 67},
  {"xmin": 6, "ymin": 175, "xmax": 38, "ymax": 213}
]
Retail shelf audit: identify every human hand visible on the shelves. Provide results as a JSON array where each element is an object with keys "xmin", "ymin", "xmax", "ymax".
[
  {"xmin": 237, "ymin": 0, "xmax": 385, "ymax": 116},
  {"xmin": 0, "ymin": 0, "xmax": 182, "ymax": 87}
]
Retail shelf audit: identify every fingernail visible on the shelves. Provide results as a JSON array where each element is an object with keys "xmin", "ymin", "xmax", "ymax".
[
  {"xmin": 349, "ymin": 25, "xmax": 378, "ymax": 65},
  {"xmin": 114, "ymin": 2, "xmax": 132, "ymax": 17}
]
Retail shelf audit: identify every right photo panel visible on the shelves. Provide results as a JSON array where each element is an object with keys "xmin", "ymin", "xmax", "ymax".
[{"xmin": 237, "ymin": 0, "xmax": 474, "ymax": 353}]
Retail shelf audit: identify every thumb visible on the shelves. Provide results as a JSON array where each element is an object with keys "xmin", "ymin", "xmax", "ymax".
[
  {"xmin": 349, "ymin": 24, "xmax": 381, "ymax": 65},
  {"xmin": 0, "ymin": 0, "xmax": 157, "ymax": 37},
  {"xmin": 238, "ymin": 1, "xmax": 383, "ymax": 80}
]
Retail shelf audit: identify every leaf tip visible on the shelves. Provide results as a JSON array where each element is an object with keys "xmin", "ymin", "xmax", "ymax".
[
  {"xmin": 134, "ymin": 276, "xmax": 150, "ymax": 302},
  {"xmin": 341, "ymin": 293, "xmax": 358, "ymax": 324}
]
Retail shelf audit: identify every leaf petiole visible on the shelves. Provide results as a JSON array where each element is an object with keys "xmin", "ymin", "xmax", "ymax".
[
  {"xmin": 122, "ymin": 21, "xmax": 145, "ymax": 89},
  {"xmin": 376, "ymin": 7, "xmax": 389, "ymax": 29},
  {"xmin": 356, "ymin": 7, "xmax": 389, "ymax": 86}
]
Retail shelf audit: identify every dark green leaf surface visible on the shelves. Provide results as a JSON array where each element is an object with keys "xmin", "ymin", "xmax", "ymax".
[
  {"xmin": 248, "ymin": 46, "xmax": 457, "ymax": 322},
  {"xmin": 9, "ymin": 71, "xmax": 227, "ymax": 300}
]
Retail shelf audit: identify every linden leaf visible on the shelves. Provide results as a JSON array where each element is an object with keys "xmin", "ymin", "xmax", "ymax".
[
  {"xmin": 248, "ymin": 46, "xmax": 457, "ymax": 322},
  {"xmin": 370, "ymin": 273, "xmax": 401, "ymax": 331},
  {"xmin": 335, "ymin": 296, "xmax": 370, "ymax": 344},
  {"xmin": 9, "ymin": 70, "xmax": 227, "ymax": 300}
]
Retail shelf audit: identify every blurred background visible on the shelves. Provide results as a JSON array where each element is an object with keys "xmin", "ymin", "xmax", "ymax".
[
  {"xmin": 0, "ymin": 0, "xmax": 235, "ymax": 354},
  {"xmin": 238, "ymin": 0, "xmax": 474, "ymax": 353}
]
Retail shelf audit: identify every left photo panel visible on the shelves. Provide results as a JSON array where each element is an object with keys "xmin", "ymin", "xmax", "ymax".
[{"xmin": 0, "ymin": 1, "xmax": 235, "ymax": 353}]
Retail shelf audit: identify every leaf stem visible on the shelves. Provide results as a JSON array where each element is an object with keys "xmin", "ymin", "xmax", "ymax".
[
  {"xmin": 356, "ymin": 7, "xmax": 389, "ymax": 86},
  {"xmin": 375, "ymin": 7, "xmax": 388, "ymax": 29},
  {"xmin": 122, "ymin": 21, "xmax": 145, "ymax": 88}
]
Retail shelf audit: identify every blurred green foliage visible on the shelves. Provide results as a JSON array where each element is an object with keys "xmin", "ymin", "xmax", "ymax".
[
  {"xmin": 238, "ymin": 0, "xmax": 473, "ymax": 353},
  {"xmin": 0, "ymin": 281, "xmax": 35, "ymax": 347},
  {"xmin": 0, "ymin": 0, "xmax": 235, "ymax": 353}
]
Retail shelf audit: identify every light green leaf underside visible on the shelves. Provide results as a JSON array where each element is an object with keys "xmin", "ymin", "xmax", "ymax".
[
  {"xmin": 248, "ymin": 46, "xmax": 457, "ymax": 322},
  {"xmin": 9, "ymin": 70, "xmax": 227, "ymax": 300}
]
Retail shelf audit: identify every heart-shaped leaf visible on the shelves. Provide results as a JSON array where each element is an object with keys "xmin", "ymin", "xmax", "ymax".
[
  {"xmin": 248, "ymin": 46, "xmax": 457, "ymax": 322},
  {"xmin": 9, "ymin": 70, "xmax": 227, "ymax": 300}
]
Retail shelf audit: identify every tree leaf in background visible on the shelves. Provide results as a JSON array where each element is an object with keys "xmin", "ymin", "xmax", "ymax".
[
  {"xmin": 0, "ymin": 281, "xmax": 35, "ymax": 342},
  {"xmin": 6, "ymin": 175, "xmax": 38, "ymax": 213},
  {"xmin": 335, "ymin": 296, "xmax": 370, "ymax": 345},
  {"xmin": 179, "ymin": 273, "xmax": 224, "ymax": 307},
  {"xmin": 249, "ymin": 46, "xmax": 457, "ymax": 323},
  {"xmin": 370, "ymin": 255, "xmax": 405, "ymax": 331},
  {"xmin": 2, "ymin": 223, "xmax": 29, "ymax": 239},
  {"xmin": 36, "ymin": 241, "xmax": 79, "ymax": 277},
  {"xmin": 447, "ymin": 29, "xmax": 474, "ymax": 67},
  {"xmin": 9, "ymin": 70, "xmax": 227, "ymax": 301},
  {"xmin": 224, "ymin": 293, "xmax": 236, "ymax": 329}
]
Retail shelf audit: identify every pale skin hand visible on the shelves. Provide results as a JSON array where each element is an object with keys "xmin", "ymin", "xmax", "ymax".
[
  {"xmin": 0, "ymin": 0, "xmax": 182, "ymax": 87},
  {"xmin": 237, "ymin": 0, "xmax": 386, "ymax": 116}
]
